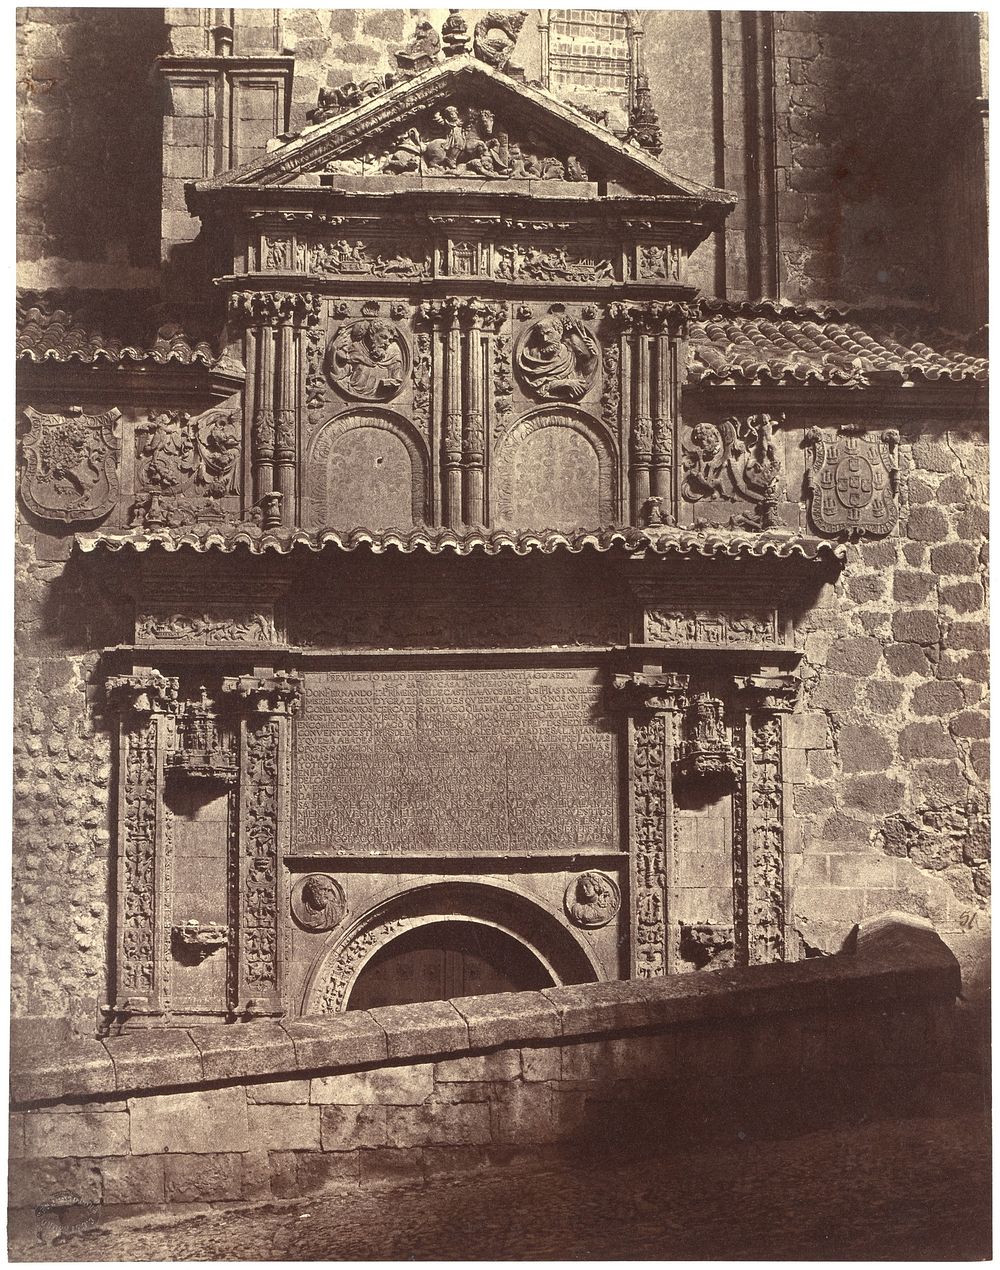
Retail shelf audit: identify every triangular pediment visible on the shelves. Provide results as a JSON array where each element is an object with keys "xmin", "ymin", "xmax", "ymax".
[{"xmin": 194, "ymin": 57, "xmax": 734, "ymax": 204}]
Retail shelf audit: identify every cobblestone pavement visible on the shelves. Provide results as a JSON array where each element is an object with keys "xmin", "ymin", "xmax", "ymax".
[{"xmin": 13, "ymin": 1113, "xmax": 991, "ymax": 1261}]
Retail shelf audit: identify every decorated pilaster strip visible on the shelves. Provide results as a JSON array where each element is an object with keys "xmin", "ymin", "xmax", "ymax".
[
  {"xmin": 613, "ymin": 670, "xmax": 688, "ymax": 978},
  {"xmin": 460, "ymin": 299, "xmax": 506, "ymax": 528},
  {"xmin": 733, "ymin": 673, "xmax": 800, "ymax": 965},
  {"xmin": 105, "ymin": 672, "xmax": 179, "ymax": 1020},
  {"xmin": 222, "ymin": 671, "xmax": 303, "ymax": 1017}
]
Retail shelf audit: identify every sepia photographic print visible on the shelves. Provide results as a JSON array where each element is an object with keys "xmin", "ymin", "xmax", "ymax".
[{"xmin": 11, "ymin": 4, "xmax": 990, "ymax": 1260}]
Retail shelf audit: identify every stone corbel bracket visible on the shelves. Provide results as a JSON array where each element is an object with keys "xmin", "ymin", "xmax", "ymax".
[{"xmin": 105, "ymin": 671, "xmax": 180, "ymax": 716}]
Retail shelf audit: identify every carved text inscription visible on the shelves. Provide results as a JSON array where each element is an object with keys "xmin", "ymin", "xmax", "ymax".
[{"xmin": 294, "ymin": 668, "xmax": 618, "ymax": 854}]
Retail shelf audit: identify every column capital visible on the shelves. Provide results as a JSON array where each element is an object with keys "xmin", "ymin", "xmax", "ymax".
[
  {"xmin": 106, "ymin": 671, "xmax": 179, "ymax": 716},
  {"xmin": 733, "ymin": 673, "xmax": 800, "ymax": 713},
  {"xmin": 612, "ymin": 670, "xmax": 689, "ymax": 712},
  {"xmin": 222, "ymin": 670, "xmax": 303, "ymax": 716}
]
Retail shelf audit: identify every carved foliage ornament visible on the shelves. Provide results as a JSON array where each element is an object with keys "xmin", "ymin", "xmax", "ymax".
[
  {"xmin": 325, "ymin": 319, "xmax": 408, "ymax": 402},
  {"xmin": 682, "ymin": 415, "xmax": 784, "ymax": 529},
  {"xmin": 564, "ymin": 871, "xmax": 620, "ymax": 929},
  {"xmin": 20, "ymin": 406, "xmax": 121, "ymax": 523},
  {"xmin": 806, "ymin": 428, "xmax": 899, "ymax": 538},
  {"xmin": 515, "ymin": 315, "xmax": 599, "ymax": 402},
  {"xmin": 119, "ymin": 716, "xmax": 158, "ymax": 996}
]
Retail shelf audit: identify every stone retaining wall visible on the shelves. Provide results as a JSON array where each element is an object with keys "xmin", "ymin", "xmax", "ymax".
[{"xmin": 9, "ymin": 915, "xmax": 970, "ymax": 1240}]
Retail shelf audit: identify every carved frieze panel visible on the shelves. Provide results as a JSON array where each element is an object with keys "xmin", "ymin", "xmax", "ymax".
[
  {"xmin": 806, "ymin": 427, "xmax": 899, "ymax": 538},
  {"xmin": 19, "ymin": 405, "xmax": 121, "ymax": 524},
  {"xmin": 643, "ymin": 608, "xmax": 781, "ymax": 648},
  {"xmin": 498, "ymin": 244, "xmax": 616, "ymax": 283},
  {"xmin": 135, "ymin": 606, "xmax": 276, "ymax": 647}
]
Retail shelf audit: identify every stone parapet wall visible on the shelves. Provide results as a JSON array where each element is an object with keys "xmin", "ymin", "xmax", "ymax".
[{"xmin": 9, "ymin": 916, "xmax": 973, "ymax": 1236}]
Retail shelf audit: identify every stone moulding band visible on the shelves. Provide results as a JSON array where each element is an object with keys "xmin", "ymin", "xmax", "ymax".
[{"xmin": 9, "ymin": 914, "xmax": 960, "ymax": 1107}]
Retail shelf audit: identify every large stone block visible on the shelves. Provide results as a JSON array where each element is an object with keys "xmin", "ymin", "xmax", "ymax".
[
  {"xmin": 359, "ymin": 1146, "xmax": 424, "ymax": 1186},
  {"xmin": 490, "ymin": 1083, "xmax": 555, "ymax": 1145},
  {"xmin": 282, "ymin": 1012, "xmax": 388, "ymax": 1070},
  {"xmin": 129, "ymin": 1085, "xmax": 249, "ymax": 1155},
  {"xmin": 247, "ymin": 1078, "xmax": 311, "ymax": 1104},
  {"xmin": 385, "ymin": 1102, "xmax": 491, "ymax": 1148},
  {"xmin": 163, "ymin": 1152, "xmax": 243, "ymax": 1203},
  {"xmin": 451, "ymin": 991, "xmax": 560, "ymax": 1049},
  {"xmin": 24, "ymin": 1108, "xmax": 129, "ymax": 1159},
  {"xmin": 104, "ymin": 1029, "xmax": 204, "ymax": 1094},
  {"xmin": 320, "ymin": 1104, "xmax": 387, "ymax": 1151},
  {"xmin": 247, "ymin": 1104, "xmax": 321, "ymax": 1152},
  {"xmin": 99, "ymin": 1155, "xmax": 165, "ymax": 1205},
  {"xmin": 190, "ymin": 1022, "xmax": 296, "ymax": 1082},
  {"xmin": 9, "ymin": 1157, "xmax": 102, "ymax": 1208},
  {"xmin": 368, "ymin": 1000, "xmax": 468, "ymax": 1060},
  {"xmin": 296, "ymin": 1150, "xmax": 361, "ymax": 1193},
  {"xmin": 434, "ymin": 1050, "xmax": 522, "ymax": 1082},
  {"xmin": 311, "ymin": 1062, "xmax": 434, "ymax": 1106},
  {"xmin": 521, "ymin": 1045, "xmax": 562, "ymax": 1083}
]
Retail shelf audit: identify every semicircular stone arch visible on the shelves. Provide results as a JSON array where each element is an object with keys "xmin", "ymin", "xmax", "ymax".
[
  {"xmin": 493, "ymin": 405, "xmax": 619, "ymax": 530},
  {"xmin": 301, "ymin": 879, "xmax": 601, "ymax": 1014},
  {"xmin": 305, "ymin": 408, "xmax": 430, "ymax": 530}
]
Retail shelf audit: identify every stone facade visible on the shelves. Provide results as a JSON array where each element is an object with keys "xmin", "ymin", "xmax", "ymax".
[{"xmin": 14, "ymin": 6, "xmax": 988, "ymax": 1055}]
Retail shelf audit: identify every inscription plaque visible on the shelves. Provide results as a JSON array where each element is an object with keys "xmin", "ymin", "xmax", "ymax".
[{"xmin": 294, "ymin": 668, "xmax": 618, "ymax": 854}]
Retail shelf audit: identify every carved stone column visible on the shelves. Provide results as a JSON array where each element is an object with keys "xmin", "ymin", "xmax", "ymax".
[
  {"xmin": 630, "ymin": 326, "xmax": 653, "ymax": 517},
  {"xmin": 222, "ymin": 670, "xmax": 303, "ymax": 1018},
  {"xmin": 612, "ymin": 670, "xmax": 689, "ymax": 977},
  {"xmin": 105, "ymin": 671, "xmax": 180, "ymax": 1024},
  {"xmin": 732, "ymin": 672, "xmax": 800, "ymax": 966},
  {"xmin": 437, "ymin": 300, "xmax": 465, "ymax": 525},
  {"xmin": 460, "ymin": 299, "xmax": 506, "ymax": 528},
  {"xmin": 649, "ymin": 307, "xmax": 677, "ymax": 502}
]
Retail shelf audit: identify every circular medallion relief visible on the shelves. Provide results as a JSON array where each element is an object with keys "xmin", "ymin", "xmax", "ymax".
[
  {"xmin": 324, "ymin": 319, "xmax": 409, "ymax": 402},
  {"xmin": 563, "ymin": 871, "xmax": 620, "ymax": 929},
  {"xmin": 291, "ymin": 873, "xmax": 346, "ymax": 933},
  {"xmin": 514, "ymin": 315, "xmax": 599, "ymax": 402}
]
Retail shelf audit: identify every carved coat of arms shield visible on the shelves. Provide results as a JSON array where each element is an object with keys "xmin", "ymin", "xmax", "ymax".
[
  {"xmin": 806, "ymin": 429, "xmax": 898, "ymax": 538},
  {"xmin": 19, "ymin": 406, "xmax": 122, "ymax": 523}
]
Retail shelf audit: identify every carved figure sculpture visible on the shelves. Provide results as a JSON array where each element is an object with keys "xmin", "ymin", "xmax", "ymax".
[
  {"xmin": 564, "ymin": 871, "xmax": 621, "ymax": 929},
  {"xmin": 325, "ymin": 319, "xmax": 406, "ymax": 401},
  {"xmin": 515, "ymin": 315, "xmax": 599, "ymax": 401},
  {"xmin": 395, "ymin": 19, "xmax": 441, "ymax": 74},
  {"xmin": 473, "ymin": 10, "xmax": 529, "ymax": 70},
  {"xmin": 291, "ymin": 874, "xmax": 346, "ymax": 933},
  {"xmin": 441, "ymin": 9, "xmax": 470, "ymax": 56}
]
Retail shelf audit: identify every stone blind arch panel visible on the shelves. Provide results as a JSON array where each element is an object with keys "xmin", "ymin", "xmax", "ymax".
[
  {"xmin": 305, "ymin": 407, "xmax": 430, "ymax": 530},
  {"xmin": 494, "ymin": 405, "xmax": 619, "ymax": 530},
  {"xmin": 301, "ymin": 879, "xmax": 601, "ymax": 1014}
]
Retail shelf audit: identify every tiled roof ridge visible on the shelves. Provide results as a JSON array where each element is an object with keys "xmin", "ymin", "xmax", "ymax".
[
  {"xmin": 75, "ymin": 523, "xmax": 846, "ymax": 562},
  {"xmin": 694, "ymin": 296, "xmax": 985, "ymax": 339}
]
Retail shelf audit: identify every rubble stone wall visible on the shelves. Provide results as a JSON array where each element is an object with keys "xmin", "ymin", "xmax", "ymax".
[{"xmin": 786, "ymin": 426, "xmax": 990, "ymax": 996}]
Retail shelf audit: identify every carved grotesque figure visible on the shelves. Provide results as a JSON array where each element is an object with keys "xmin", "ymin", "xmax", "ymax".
[
  {"xmin": 325, "ymin": 319, "xmax": 406, "ymax": 401},
  {"xmin": 516, "ymin": 315, "xmax": 599, "ymax": 401},
  {"xmin": 564, "ymin": 871, "xmax": 620, "ymax": 929},
  {"xmin": 396, "ymin": 19, "xmax": 441, "ymax": 73},
  {"xmin": 473, "ymin": 10, "xmax": 529, "ymax": 70},
  {"xmin": 292, "ymin": 874, "xmax": 346, "ymax": 933}
]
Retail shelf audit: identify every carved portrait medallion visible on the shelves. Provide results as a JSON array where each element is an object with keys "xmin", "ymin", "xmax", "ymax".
[
  {"xmin": 514, "ymin": 315, "xmax": 599, "ymax": 401},
  {"xmin": 325, "ymin": 319, "xmax": 409, "ymax": 402},
  {"xmin": 564, "ymin": 871, "xmax": 620, "ymax": 929},
  {"xmin": 19, "ymin": 405, "xmax": 121, "ymax": 523},
  {"xmin": 291, "ymin": 874, "xmax": 346, "ymax": 933}
]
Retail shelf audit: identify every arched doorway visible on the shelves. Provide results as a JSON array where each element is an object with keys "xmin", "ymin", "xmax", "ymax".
[{"xmin": 345, "ymin": 919, "xmax": 554, "ymax": 1010}]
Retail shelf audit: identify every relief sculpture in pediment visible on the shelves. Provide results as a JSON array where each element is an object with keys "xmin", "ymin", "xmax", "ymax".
[
  {"xmin": 330, "ymin": 104, "xmax": 589, "ymax": 183},
  {"xmin": 325, "ymin": 319, "xmax": 408, "ymax": 402},
  {"xmin": 515, "ymin": 315, "xmax": 599, "ymax": 402}
]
